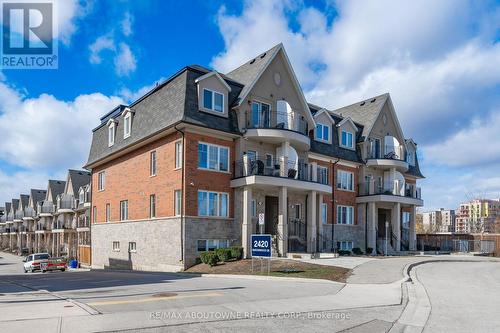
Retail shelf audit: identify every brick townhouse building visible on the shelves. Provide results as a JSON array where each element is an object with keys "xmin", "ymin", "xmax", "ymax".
[{"xmin": 83, "ymin": 43, "xmax": 423, "ymax": 271}]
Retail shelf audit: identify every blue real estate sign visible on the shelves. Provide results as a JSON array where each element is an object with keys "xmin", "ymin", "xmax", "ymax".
[{"xmin": 251, "ymin": 234, "xmax": 272, "ymax": 258}]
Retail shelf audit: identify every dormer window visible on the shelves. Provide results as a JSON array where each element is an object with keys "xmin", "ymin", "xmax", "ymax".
[
  {"xmin": 315, "ymin": 123, "xmax": 330, "ymax": 142},
  {"xmin": 341, "ymin": 130, "xmax": 354, "ymax": 149},
  {"xmin": 406, "ymin": 152, "xmax": 415, "ymax": 166},
  {"xmin": 203, "ymin": 89, "xmax": 224, "ymax": 113},
  {"xmin": 123, "ymin": 108, "xmax": 134, "ymax": 139},
  {"xmin": 107, "ymin": 119, "xmax": 117, "ymax": 147}
]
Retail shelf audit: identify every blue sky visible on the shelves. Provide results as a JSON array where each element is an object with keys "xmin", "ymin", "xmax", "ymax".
[{"xmin": 0, "ymin": 0, "xmax": 499, "ymax": 211}]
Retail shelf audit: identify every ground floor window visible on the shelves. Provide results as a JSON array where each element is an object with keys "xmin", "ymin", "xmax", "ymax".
[
  {"xmin": 197, "ymin": 239, "xmax": 230, "ymax": 252},
  {"xmin": 198, "ymin": 191, "xmax": 229, "ymax": 217},
  {"xmin": 337, "ymin": 241, "xmax": 353, "ymax": 251},
  {"xmin": 321, "ymin": 203, "xmax": 328, "ymax": 224},
  {"xmin": 128, "ymin": 242, "xmax": 137, "ymax": 253},
  {"xmin": 337, "ymin": 205, "xmax": 354, "ymax": 224},
  {"xmin": 112, "ymin": 241, "xmax": 120, "ymax": 252}
]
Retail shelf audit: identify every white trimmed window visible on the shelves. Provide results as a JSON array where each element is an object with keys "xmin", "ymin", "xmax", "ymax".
[
  {"xmin": 123, "ymin": 112, "xmax": 131, "ymax": 139},
  {"xmin": 175, "ymin": 140, "xmax": 183, "ymax": 169},
  {"xmin": 174, "ymin": 190, "xmax": 181, "ymax": 216},
  {"xmin": 337, "ymin": 170, "xmax": 353, "ymax": 191},
  {"xmin": 108, "ymin": 122, "xmax": 116, "ymax": 147},
  {"xmin": 112, "ymin": 241, "xmax": 120, "ymax": 252},
  {"xmin": 341, "ymin": 130, "xmax": 354, "ymax": 149},
  {"xmin": 128, "ymin": 242, "xmax": 136, "ymax": 253},
  {"xmin": 150, "ymin": 151, "xmax": 157, "ymax": 176},
  {"xmin": 197, "ymin": 191, "xmax": 229, "ymax": 217},
  {"xmin": 197, "ymin": 239, "xmax": 229, "ymax": 252},
  {"xmin": 98, "ymin": 171, "xmax": 105, "ymax": 191},
  {"xmin": 203, "ymin": 89, "xmax": 224, "ymax": 113},
  {"xmin": 337, "ymin": 241, "xmax": 353, "ymax": 251},
  {"xmin": 120, "ymin": 200, "xmax": 128, "ymax": 221},
  {"xmin": 198, "ymin": 143, "xmax": 229, "ymax": 172},
  {"xmin": 337, "ymin": 205, "xmax": 354, "ymax": 225},
  {"xmin": 321, "ymin": 203, "xmax": 328, "ymax": 224},
  {"xmin": 318, "ymin": 166, "xmax": 329, "ymax": 185},
  {"xmin": 315, "ymin": 123, "xmax": 330, "ymax": 142}
]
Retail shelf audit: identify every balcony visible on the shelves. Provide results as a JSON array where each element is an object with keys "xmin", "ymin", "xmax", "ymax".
[
  {"xmin": 77, "ymin": 215, "xmax": 90, "ymax": 230},
  {"xmin": 366, "ymin": 144, "xmax": 408, "ymax": 172},
  {"xmin": 231, "ymin": 157, "xmax": 332, "ymax": 194},
  {"xmin": 37, "ymin": 202, "xmax": 55, "ymax": 216},
  {"xmin": 23, "ymin": 207, "xmax": 36, "ymax": 220},
  {"xmin": 14, "ymin": 211, "xmax": 24, "ymax": 222},
  {"xmin": 57, "ymin": 195, "xmax": 76, "ymax": 213},
  {"xmin": 53, "ymin": 219, "xmax": 76, "ymax": 232},
  {"xmin": 244, "ymin": 109, "xmax": 310, "ymax": 150},
  {"xmin": 357, "ymin": 180, "xmax": 423, "ymax": 206},
  {"xmin": 6, "ymin": 213, "xmax": 14, "ymax": 222}
]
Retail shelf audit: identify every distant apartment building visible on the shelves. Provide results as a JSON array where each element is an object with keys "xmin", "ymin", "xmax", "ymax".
[
  {"xmin": 84, "ymin": 44, "xmax": 424, "ymax": 272},
  {"xmin": 421, "ymin": 208, "xmax": 455, "ymax": 233},
  {"xmin": 455, "ymin": 199, "xmax": 500, "ymax": 233}
]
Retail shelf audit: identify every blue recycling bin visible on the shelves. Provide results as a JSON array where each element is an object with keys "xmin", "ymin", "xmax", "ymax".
[{"xmin": 69, "ymin": 260, "xmax": 78, "ymax": 269}]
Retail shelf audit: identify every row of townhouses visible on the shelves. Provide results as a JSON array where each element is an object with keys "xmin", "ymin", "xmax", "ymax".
[
  {"xmin": 0, "ymin": 170, "xmax": 92, "ymax": 266},
  {"xmin": 0, "ymin": 44, "xmax": 424, "ymax": 271}
]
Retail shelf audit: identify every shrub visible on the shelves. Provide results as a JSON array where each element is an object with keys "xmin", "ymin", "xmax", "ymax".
[
  {"xmin": 352, "ymin": 247, "xmax": 363, "ymax": 255},
  {"xmin": 216, "ymin": 248, "xmax": 232, "ymax": 262},
  {"xmin": 366, "ymin": 247, "xmax": 374, "ymax": 255},
  {"xmin": 229, "ymin": 246, "xmax": 244, "ymax": 260},
  {"xmin": 200, "ymin": 251, "xmax": 219, "ymax": 266},
  {"xmin": 338, "ymin": 250, "xmax": 351, "ymax": 256}
]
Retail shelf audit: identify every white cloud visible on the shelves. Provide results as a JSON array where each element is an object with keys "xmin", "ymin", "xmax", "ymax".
[
  {"xmin": 88, "ymin": 12, "xmax": 137, "ymax": 76},
  {"xmin": 57, "ymin": 0, "xmax": 92, "ymax": 46},
  {"xmin": 114, "ymin": 43, "xmax": 137, "ymax": 76},
  {"xmin": 212, "ymin": 0, "xmax": 500, "ymax": 210},
  {"xmin": 0, "ymin": 80, "xmax": 123, "ymax": 173}
]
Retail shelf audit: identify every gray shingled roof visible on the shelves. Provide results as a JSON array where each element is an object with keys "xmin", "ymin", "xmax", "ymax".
[
  {"xmin": 331, "ymin": 93, "xmax": 389, "ymax": 139},
  {"xmin": 86, "ymin": 66, "xmax": 242, "ymax": 167},
  {"xmin": 19, "ymin": 194, "xmax": 29, "ymax": 210},
  {"xmin": 47, "ymin": 180, "xmax": 66, "ymax": 203},
  {"xmin": 225, "ymin": 43, "xmax": 282, "ymax": 105},
  {"xmin": 30, "ymin": 189, "xmax": 46, "ymax": 206},
  {"xmin": 4, "ymin": 202, "xmax": 11, "ymax": 214},
  {"xmin": 67, "ymin": 169, "xmax": 91, "ymax": 195},
  {"xmin": 11, "ymin": 199, "xmax": 19, "ymax": 211}
]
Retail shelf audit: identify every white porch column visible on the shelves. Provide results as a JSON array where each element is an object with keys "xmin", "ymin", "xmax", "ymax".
[
  {"xmin": 409, "ymin": 205, "xmax": 417, "ymax": 251},
  {"xmin": 307, "ymin": 191, "xmax": 317, "ymax": 253},
  {"xmin": 278, "ymin": 186, "xmax": 288, "ymax": 256},
  {"xmin": 311, "ymin": 162, "xmax": 318, "ymax": 182},
  {"xmin": 392, "ymin": 202, "xmax": 401, "ymax": 252},
  {"xmin": 317, "ymin": 194, "xmax": 324, "ymax": 251},
  {"xmin": 367, "ymin": 202, "xmax": 377, "ymax": 254},
  {"xmin": 242, "ymin": 186, "xmax": 253, "ymax": 258}
]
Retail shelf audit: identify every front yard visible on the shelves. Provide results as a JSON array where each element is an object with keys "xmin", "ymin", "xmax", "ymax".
[{"xmin": 186, "ymin": 258, "xmax": 351, "ymax": 282}]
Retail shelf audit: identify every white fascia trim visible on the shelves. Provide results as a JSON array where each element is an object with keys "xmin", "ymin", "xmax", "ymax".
[
  {"xmin": 314, "ymin": 108, "xmax": 336, "ymax": 125},
  {"xmin": 195, "ymin": 71, "xmax": 232, "ymax": 92}
]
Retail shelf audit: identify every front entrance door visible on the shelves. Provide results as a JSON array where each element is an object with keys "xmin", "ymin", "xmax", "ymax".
[
  {"xmin": 378, "ymin": 209, "xmax": 391, "ymax": 238},
  {"xmin": 265, "ymin": 196, "xmax": 279, "ymax": 235}
]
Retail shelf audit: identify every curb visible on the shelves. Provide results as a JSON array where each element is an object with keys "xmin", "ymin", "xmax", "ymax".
[{"xmin": 198, "ymin": 273, "xmax": 345, "ymax": 284}]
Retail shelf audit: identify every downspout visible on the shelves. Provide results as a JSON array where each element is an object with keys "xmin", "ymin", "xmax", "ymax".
[
  {"xmin": 174, "ymin": 125, "xmax": 185, "ymax": 266},
  {"xmin": 330, "ymin": 158, "xmax": 340, "ymax": 252}
]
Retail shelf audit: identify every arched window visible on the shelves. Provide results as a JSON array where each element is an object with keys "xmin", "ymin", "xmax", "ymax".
[{"xmin": 277, "ymin": 100, "xmax": 293, "ymax": 130}]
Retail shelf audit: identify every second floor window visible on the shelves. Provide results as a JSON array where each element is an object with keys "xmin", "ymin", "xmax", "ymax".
[
  {"xmin": 315, "ymin": 123, "xmax": 330, "ymax": 142},
  {"xmin": 150, "ymin": 151, "xmax": 157, "ymax": 176},
  {"xmin": 108, "ymin": 123, "xmax": 115, "ymax": 147},
  {"xmin": 198, "ymin": 143, "xmax": 229, "ymax": 172},
  {"xmin": 203, "ymin": 89, "xmax": 224, "ymax": 113},
  {"xmin": 337, "ymin": 205, "xmax": 354, "ymax": 225},
  {"xmin": 198, "ymin": 191, "xmax": 228, "ymax": 217},
  {"xmin": 175, "ymin": 140, "xmax": 183, "ymax": 169},
  {"xmin": 341, "ymin": 130, "xmax": 354, "ymax": 149},
  {"xmin": 318, "ymin": 166, "xmax": 328, "ymax": 184},
  {"xmin": 120, "ymin": 200, "xmax": 128, "ymax": 221},
  {"xmin": 98, "ymin": 171, "xmax": 105, "ymax": 191},
  {"xmin": 337, "ymin": 170, "xmax": 353, "ymax": 191},
  {"xmin": 251, "ymin": 101, "xmax": 270, "ymax": 128}
]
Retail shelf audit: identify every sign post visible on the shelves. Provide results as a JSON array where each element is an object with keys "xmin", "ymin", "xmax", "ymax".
[
  {"xmin": 251, "ymin": 234, "xmax": 272, "ymax": 276},
  {"xmin": 258, "ymin": 213, "xmax": 265, "ymax": 234}
]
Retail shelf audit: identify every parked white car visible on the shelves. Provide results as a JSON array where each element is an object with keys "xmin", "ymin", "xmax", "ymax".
[{"xmin": 23, "ymin": 253, "xmax": 67, "ymax": 273}]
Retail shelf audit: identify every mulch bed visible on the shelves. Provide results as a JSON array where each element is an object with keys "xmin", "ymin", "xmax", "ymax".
[{"xmin": 185, "ymin": 259, "xmax": 351, "ymax": 282}]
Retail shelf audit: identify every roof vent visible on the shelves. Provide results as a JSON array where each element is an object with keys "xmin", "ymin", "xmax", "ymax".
[
  {"xmin": 250, "ymin": 58, "xmax": 256, "ymax": 64},
  {"xmin": 370, "ymin": 98, "xmax": 376, "ymax": 103},
  {"xmin": 260, "ymin": 52, "xmax": 266, "ymax": 59},
  {"xmin": 360, "ymin": 102, "xmax": 365, "ymax": 106}
]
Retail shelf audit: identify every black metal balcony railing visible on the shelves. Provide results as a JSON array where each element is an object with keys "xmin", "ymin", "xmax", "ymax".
[
  {"xmin": 244, "ymin": 109, "xmax": 308, "ymax": 136},
  {"xmin": 36, "ymin": 223, "xmax": 48, "ymax": 231},
  {"xmin": 233, "ymin": 158, "xmax": 328, "ymax": 185},
  {"xmin": 358, "ymin": 181, "xmax": 422, "ymax": 199},
  {"xmin": 288, "ymin": 218, "xmax": 306, "ymax": 239},
  {"xmin": 368, "ymin": 145, "xmax": 405, "ymax": 161},
  {"xmin": 77, "ymin": 216, "xmax": 90, "ymax": 228}
]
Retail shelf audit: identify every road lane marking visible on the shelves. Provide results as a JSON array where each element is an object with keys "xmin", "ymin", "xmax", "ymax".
[{"xmin": 86, "ymin": 292, "xmax": 223, "ymax": 306}]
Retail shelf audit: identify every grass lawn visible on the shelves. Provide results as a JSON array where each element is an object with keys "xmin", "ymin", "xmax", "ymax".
[{"xmin": 185, "ymin": 259, "xmax": 351, "ymax": 282}]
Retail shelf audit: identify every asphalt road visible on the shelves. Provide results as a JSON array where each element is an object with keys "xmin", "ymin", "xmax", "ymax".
[{"xmin": 1, "ymin": 251, "xmax": 499, "ymax": 332}]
